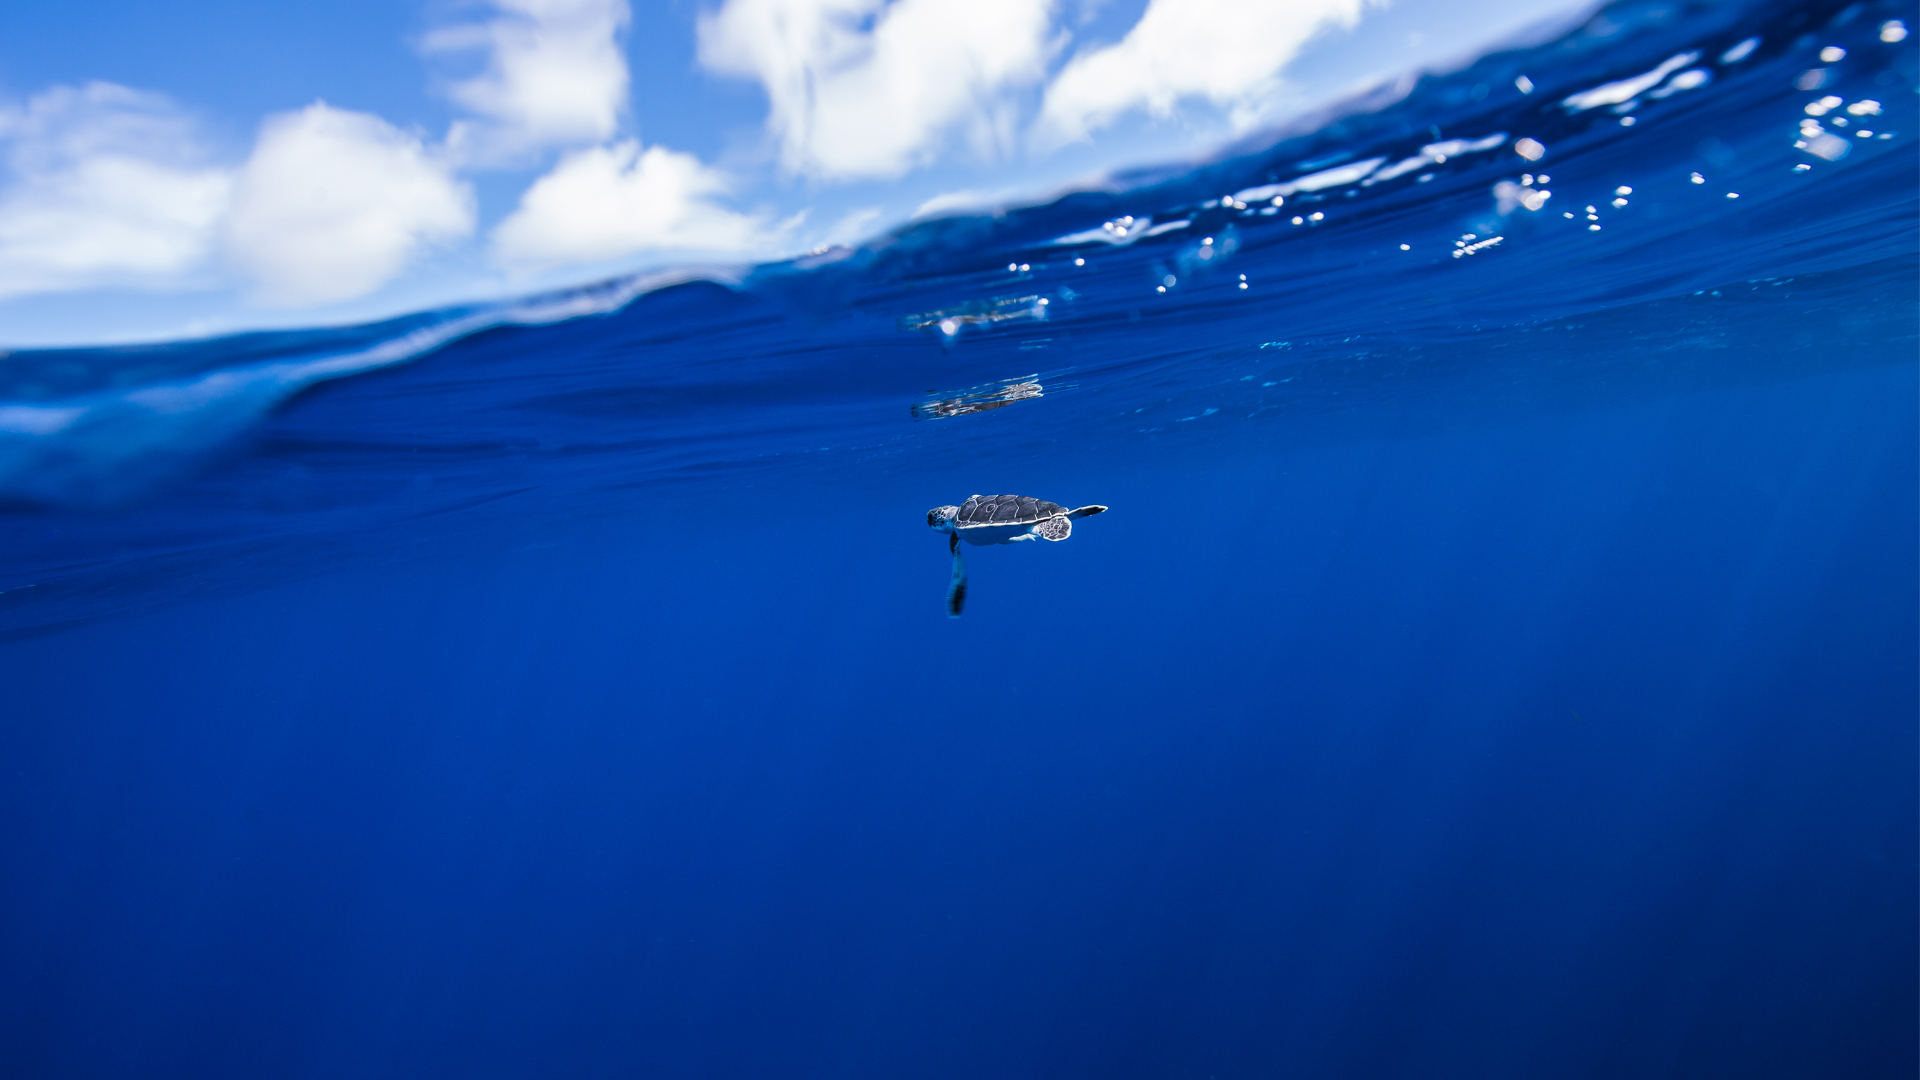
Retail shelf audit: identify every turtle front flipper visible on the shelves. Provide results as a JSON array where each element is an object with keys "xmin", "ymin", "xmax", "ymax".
[
  {"xmin": 1036, "ymin": 515, "xmax": 1072, "ymax": 541},
  {"xmin": 1066, "ymin": 504, "xmax": 1108, "ymax": 519},
  {"xmin": 946, "ymin": 534, "xmax": 968, "ymax": 618}
]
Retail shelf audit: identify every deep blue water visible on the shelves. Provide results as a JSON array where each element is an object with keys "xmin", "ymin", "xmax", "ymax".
[{"xmin": 3, "ymin": 0, "xmax": 1916, "ymax": 1076}]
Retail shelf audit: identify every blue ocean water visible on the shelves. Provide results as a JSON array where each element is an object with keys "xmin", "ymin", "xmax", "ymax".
[{"xmin": 2, "ymin": 0, "xmax": 1916, "ymax": 1076}]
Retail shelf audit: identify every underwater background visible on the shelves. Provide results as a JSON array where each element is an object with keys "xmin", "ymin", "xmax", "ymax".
[{"xmin": 2, "ymin": 0, "xmax": 1916, "ymax": 1075}]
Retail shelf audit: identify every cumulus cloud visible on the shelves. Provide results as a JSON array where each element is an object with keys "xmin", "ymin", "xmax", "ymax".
[
  {"xmin": 224, "ymin": 104, "xmax": 474, "ymax": 306},
  {"xmin": 1036, "ymin": 0, "xmax": 1370, "ymax": 146},
  {"xmin": 0, "ymin": 83, "xmax": 231, "ymax": 299},
  {"xmin": 433, "ymin": 0, "xmax": 780, "ymax": 273},
  {"xmin": 698, "ymin": 0, "xmax": 1056, "ymax": 179},
  {"xmin": 426, "ymin": 0, "xmax": 632, "ymax": 164},
  {"xmin": 491, "ymin": 140, "xmax": 770, "ymax": 271},
  {"xmin": 0, "ymin": 0, "xmax": 776, "ymax": 309},
  {"xmin": 0, "ymin": 0, "xmax": 1411, "ymax": 315}
]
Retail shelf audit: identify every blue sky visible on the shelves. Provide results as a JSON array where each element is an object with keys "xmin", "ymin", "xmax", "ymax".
[{"xmin": 0, "ymin": 0, "xmax": 1582, "ymax": 345}]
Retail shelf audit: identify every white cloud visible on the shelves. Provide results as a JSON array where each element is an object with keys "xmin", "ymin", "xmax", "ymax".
[
  {"xmin": 2, "ymin": 0, "xmax": 1445, "ymax": 329},
  {"xmin": 491, "ymin": 140, "xmax": 770, "ymax": 271},
  {"xmin": 224, "ymin": 104, "xmax": 474, "ymax": 307},
  {"xmin": 0, "ymin": 83, "xmax": 231, "ymax": 299},
  {"xmin": 698, "ymin": 0, "xmax": 1057, "ymax": 179},
  {"xmin": 427, "ymin": 0, "xmax": 632, "ymax": 164},
  {"xmin": 1036, "ymin": 0, "xmax": 1370, "ymax": 146}
]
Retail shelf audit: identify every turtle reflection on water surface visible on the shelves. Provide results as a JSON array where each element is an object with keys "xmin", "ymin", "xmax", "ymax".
[
  {"xmin": 912, "ymin": 381, "xmax": 1043, "ymax": 420},
  {"xmin": 926, "ymin": 495, "xmax": 1108, "ymax": 618}
]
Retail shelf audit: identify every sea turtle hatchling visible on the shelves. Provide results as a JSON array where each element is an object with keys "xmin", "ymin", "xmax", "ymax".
[{"xmin": 927, "ymin": 495, "xmax": 1108, "ymax": 618}]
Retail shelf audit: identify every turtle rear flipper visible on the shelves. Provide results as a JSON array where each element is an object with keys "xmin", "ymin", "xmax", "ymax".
[
  {"xmin": 1066, "ymin": 504, "xmax": 1108, "ymax": 519},
  {"xmin": 1036, "ymin": 515, "xmax": 1072, "ymax": 541},
  {"xmin": 947, "ymin": 535, "xmax": 968, "ymax": 618}
]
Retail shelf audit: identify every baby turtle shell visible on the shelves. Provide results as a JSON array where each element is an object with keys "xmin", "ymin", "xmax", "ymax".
[{"xmin": 954, "ymin": 494, "xmax": 1067, "ymax": 526}]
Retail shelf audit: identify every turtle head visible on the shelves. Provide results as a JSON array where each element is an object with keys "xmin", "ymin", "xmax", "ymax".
[{"xmin": 927, "ymin": 505, "xmax": 959, "ymax": 533}]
